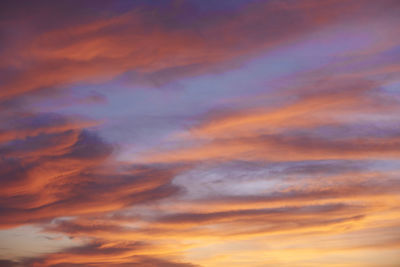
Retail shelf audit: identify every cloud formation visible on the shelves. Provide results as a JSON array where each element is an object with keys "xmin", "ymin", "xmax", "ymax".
[
  {"xmin": 2, "ymin": 0, "xmax": 397, "ymax": 100},
  {"xmin": 0, "ymin": 112, "xmax": 189, "ymax": 229},
  {"xmin": 1, "ymin": 0, "xmax": 400, "ymax": 267}
]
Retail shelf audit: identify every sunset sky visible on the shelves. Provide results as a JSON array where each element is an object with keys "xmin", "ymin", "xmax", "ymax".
[{"xmin": 1, "ymin": 0, "xmax": 400, "ymax": 266}]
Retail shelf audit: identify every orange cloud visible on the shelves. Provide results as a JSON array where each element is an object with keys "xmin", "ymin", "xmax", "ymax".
[
  {"xmin": 0, "ymin": 112, "xmax": 190, "ymax": 229},
  {"xmin": 3, "ymin": 0, "xmax": 395, "ymax": 102},
  {"xmin": 1, "ymin": 1, "xmax": 400, "ymax": 266},
  {"xmin": 138, "ymin": 76, "xmax": 400, "ymax": 163}
]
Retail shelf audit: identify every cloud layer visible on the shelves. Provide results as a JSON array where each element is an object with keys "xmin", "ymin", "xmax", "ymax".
[{"xmin": 1, "ymin": 0, "xmax": 400, "ymax": 266}]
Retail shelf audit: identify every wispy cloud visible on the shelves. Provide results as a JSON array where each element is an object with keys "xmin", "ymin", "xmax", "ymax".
[{"xmin": 1, "ymin": 0, "xmax": 400, "ymax": 266}]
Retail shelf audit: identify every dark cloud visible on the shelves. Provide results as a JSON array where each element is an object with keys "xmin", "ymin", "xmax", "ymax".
[
  {"xmin": 203, "ymin": 179, "xmax": 400, "ymax": 205},
  {"xmin": 0, "ymin": 260, "xmax": 21, "ymax": 267},
  {"xmin": 65, "ymin": 130, "xmax": 114, "ymax": 159},
  {"xmin": 154, "ymin": 203, "xmax": 365, "ymax": 228},
  {"xmin": 0, "ymin": 112, "xmax": 187, "ymax": 228},
  {"xmin": 46, "ymin": 219, "xmax": 127, "ymax": 235},
  {"xmin": 63, "ymin": 240, "xmax": 147, "ymax": 256},
  {"xmin": 23, "ymin": 240, "xmax": 199, "ymax": 267},
  {"xmin": 272, "ymin": 160, "xmax": 369, "ymax": 176}
]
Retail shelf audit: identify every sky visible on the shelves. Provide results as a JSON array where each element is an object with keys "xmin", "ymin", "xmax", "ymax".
[{"xmin": 0, "ymin": 0, "xmax": 400, "ymax": 266}]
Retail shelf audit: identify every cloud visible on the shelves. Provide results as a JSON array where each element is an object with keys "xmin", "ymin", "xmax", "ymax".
[
  {"xmin": 1, "ymin": 1, "xmax": 400, "ymax": 266},
  {"xmin": 155, "ymin": 203, "xmax": 365, "ymax": 226},
  {"xmin": 0, "ymin": 260, "xmax": 21, "ymax": 267},
  {"xmin": 0, "ymin": 113, "xmax": 97, "ymax": 144},
  {"xmin": 2, "ymin": 0, "xmax": 397, "ymax": 102},
  {"xmin": 0, "ymin": 112, "xmax": 188, "ymax": 229},
  {"xmin": 24, "ymin": 240, "xmax": 199, "ymax": 267},
  {"xmin": 137, "ymin": 75, "xmax": 400, "ymax": 163}
]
